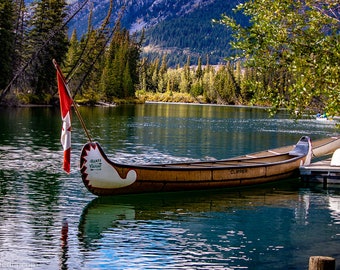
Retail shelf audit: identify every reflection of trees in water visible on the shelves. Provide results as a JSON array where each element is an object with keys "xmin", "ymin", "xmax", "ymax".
[
  {"xmin": 78, "ymin": 182, "xmax": 299, "ymax": 249},
  {"xmin": 77, "ymin": 183, "xmax": 340, "ymax": 269}
]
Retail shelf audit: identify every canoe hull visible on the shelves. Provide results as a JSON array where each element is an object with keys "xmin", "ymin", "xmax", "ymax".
[
  {"xmin": 85, "ymin": 171, "xmax": 300, "ymax": 196},
  {"xmin": 311, "ymin": 137, "xmax": 340, "ymax": 157},
  {"xmin": 80, "ymin": 137, "xmax": 312, "ymax": 196}
]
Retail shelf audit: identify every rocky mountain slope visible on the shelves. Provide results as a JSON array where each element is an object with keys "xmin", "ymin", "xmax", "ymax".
[
  {"xmin": 67, "ymin": 0, "xmax": 246, "ymax": 65},
  {"xmin": 26, "ymin": 0, "xmax": 245, "ymax": 66}
]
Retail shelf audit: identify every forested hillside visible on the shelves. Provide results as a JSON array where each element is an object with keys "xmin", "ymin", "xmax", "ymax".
[
  {"xmin": 66, "ymin": 0, "xmax": 246, "ymax": 66},
  {"xmin": 142, "ymin": 0, "xmax": 246, "ymax": 66},
  {"xmin": 24, "ymin": 0, "xmax": 246, "ymax": 66}
]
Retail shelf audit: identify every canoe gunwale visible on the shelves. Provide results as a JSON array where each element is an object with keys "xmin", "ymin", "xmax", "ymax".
[
  {"xmin": 83, "ymin": 141, "xmax": 304, "ymax": 171},
  {"xmin": 311, "ymin": 136, "xmax": 340, "ymax": 157}
]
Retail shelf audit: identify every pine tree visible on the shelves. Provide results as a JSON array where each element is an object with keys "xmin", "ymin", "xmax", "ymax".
[
  {"xmin": 202, "ymin": 68, "xmax": 215, "ymax": 102},
  {"xmin": 11, "ymin": 0, "xmax": 27, "ymax": 90},
  {"xmin": 0, "ymin": 0, "xmax": 15, "ymax": 90},
  {"xmin": 73, "ymin": 9, "xmax": 106, "ymax": 99},
  {"xmin": 138, "ymin": 57, "xmax": 148, "ymax": 93},
  {"xmin": 27, "ymin": 0, "xmax": 68, "ymax": 103},
  {"xmin": 151, "ymin": 58, "xmax": 159, "ymax": 92},
  {"xmin": 100, "ymin": 24, "xmax": 142, "ymax": 100},
  {"xmin": 159, "ymin": 55, "xmax": 168, "ymax": 76},
  {"xmin": 179, "ymin": 56, "xmax": 192, "ymax": 93},
  {"xmin": 214, "ymin": 65, "xmax": 226, "ymax": 103},
  {"xmin": 64, "ymin": 30, "xmax": 79, "ymax": 73},
  {"xmin": 195, "ymin": 57, "xmax": 203, "ymax": 79},
  {"xmin": 62, "ymin": 29, "xmax": 81, "ymax": 94},
  {"xmin": 123, "ymin": 61, "xmax": 134, "ymax": 98}
]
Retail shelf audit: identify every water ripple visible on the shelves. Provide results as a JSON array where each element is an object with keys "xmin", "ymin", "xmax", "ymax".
[{"xmin": 1, "ymin": 105, "xmax": 340, "ymax": 269}]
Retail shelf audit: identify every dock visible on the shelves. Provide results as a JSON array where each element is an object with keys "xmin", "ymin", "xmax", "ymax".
[{"xmin": 300, "ymin": 158, "xmax": 340, "ymax": 184}]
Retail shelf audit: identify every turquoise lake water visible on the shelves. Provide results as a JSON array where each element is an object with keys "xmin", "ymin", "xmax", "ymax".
[{"xmin": 0, "ymin": 103, "xmax": 339, "ymax": 269}]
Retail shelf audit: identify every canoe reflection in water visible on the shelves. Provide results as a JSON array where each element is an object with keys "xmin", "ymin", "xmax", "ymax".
[{"xmin": 78, "ymin": 181, "xmax": 333, "ymax": 269}]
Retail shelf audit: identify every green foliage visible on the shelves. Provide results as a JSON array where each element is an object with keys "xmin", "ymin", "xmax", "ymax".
[
  {"xmin": 1, "ymin": 0, "xmax": 248, "ymax": 106},
  {"xmin": 0, "ymin": 0, "xmax": 69, "ymax": 104},
  {"xmin": 26, "ymin": 0, "xmax": 69, "ymax": 103},
  {"xmin": 75, "ymin": 87, "xmax": 101, "ymax": 105},
  {"xmin": 0, "ymin": 0, "xmax": 14, "ymax": 90},
  {"xmin": 63, "ymin": 14, "xmax": 142, "ymax": 104},
  {"xmin": 100, "ymin": 26, "xmax": 142, "ymax": 100},
  {"xmin": 136, "ymin": 56, "xmax": 252, "ymax": 105},
  {"xmin": 219, "ymin": 0, "xmax": 340, "ymax": 116},
  {"xmin": 4, "ymin": 0, "xmax": 338, "ymax": 113},
  {"xmin": 137, "ymin": 91, "xmax": 198, "ymax": 103}
]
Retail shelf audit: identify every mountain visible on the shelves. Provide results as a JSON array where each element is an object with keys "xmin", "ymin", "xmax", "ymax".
[
  {"xmin": 140, "ymin": 0, "xmax": 244, "ymax": 66},
  {"xmin": 67, "ymin": 0, "xmax": 248, "ymax": 66},
  {"xmin": 27, "ymin": 0, "xmax": 246, "ymax": 66}
]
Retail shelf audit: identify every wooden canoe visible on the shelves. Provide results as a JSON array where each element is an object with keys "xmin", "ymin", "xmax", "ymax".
[
  {"xmin": 80, "ymin": 136, "xmax": 312, "ymax": 196},
  {"xmin": 310, "ymin": 136, "xmax": 340, "ymax": 157}
]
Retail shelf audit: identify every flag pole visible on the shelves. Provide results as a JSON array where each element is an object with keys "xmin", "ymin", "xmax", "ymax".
[{"xmin": 53, "ymin": 59, "xmax": 92, "ymax": 143}]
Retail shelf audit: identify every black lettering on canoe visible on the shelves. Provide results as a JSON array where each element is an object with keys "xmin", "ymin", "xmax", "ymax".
[
  {"xmin": 230, "ymin": 168, "xmax": 248, "ymax": 174},
  {"xmin": 89, "ymin": 159, "xmax": 102, "ymax": 171}
]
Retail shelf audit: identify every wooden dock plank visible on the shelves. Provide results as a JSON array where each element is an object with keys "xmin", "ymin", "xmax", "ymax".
[{"xmin": 300, "ymin": 158, "xmax": 340, "ymax": 184}]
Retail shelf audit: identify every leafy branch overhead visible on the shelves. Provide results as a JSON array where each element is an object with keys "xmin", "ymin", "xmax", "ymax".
[{"xmin": 218, "ymin": 0, "xmax": 340, "ymax": 116}]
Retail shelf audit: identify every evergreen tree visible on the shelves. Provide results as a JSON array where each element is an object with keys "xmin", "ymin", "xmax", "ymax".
[
  {"xmin": 166, "ymin": 68, "xmax": 181, "ymax": 93},
  {"xmin": 202, "ymin": 68, "xmax": 215, "ymax": 103},
  {"xmin": 101, "ymin": 28, "xmax": 121, "ymax": 99},
  {"xmin": 12, "ymin": 0, "xmax": 28, "ymax": 87},
  {"xmin": 138, "ymin": 57, "xmax": 148, "ymax": 93},
  {"xmin": 63, "ymin": 29, "xmax": 82, "ymax": 95},
  {"xmin": 64, "ymin": 30, "xmax": 79, "ymax": 74},
  {"xmin": 72, "ymin": 9, "xmax": 107, "ymax": 99},
  {"xmin": 179, "ymin": 56, "xmax": 192, "ymax": 93},
  {"xmin": 151, "ymin": 58, "xmax": 160, "ymax": 92},
  {"xmin": 214, "ymin": 65, "xmax": 227, "ymax": 103},
  {"xmin": 241, "ymin": 66, "xmax": 256, "ymax": 102},
  {"xmin": 195, "ymin": 57, "xmax": 203, "ymax": 79},
  {"xmin": 101, "ymin": 25, "xmax": 142, "ymax": 99},
  {"xmin": 123, "ymin": 61, "xmax": 134, "ymax": 97},
  {"xmin": 27, "ymin": 0, "xmax": 68, "ymax": 103},
  {"xmin": 159, "ymin": 55, "xmax": 168, "ymax": 76},
  {"xmin": 0, "ymin": 0, "xmax": 15, "ymax": 91},
  {"xmin": 191, "ymin": 57, "xmax": 204, "ymax": 97}
]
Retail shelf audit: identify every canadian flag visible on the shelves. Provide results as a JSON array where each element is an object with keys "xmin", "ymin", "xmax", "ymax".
[{"xmin": 55, "ymin": 62, "xmax": 73, "ymax": 173}]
